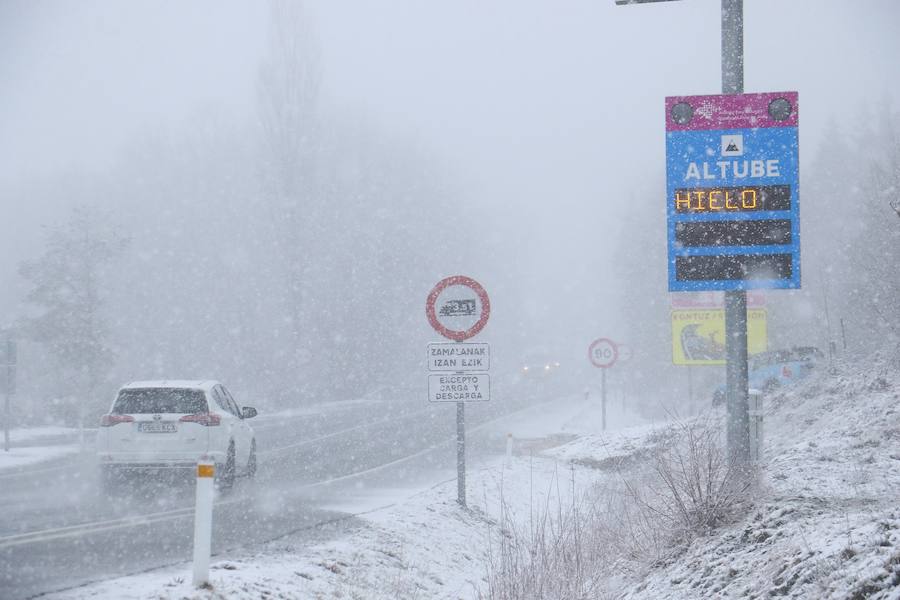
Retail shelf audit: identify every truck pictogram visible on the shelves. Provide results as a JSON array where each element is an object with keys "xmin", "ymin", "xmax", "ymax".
[{"xmin": 439, "ymin": 299, "xmax": 476, "ymax": 317}]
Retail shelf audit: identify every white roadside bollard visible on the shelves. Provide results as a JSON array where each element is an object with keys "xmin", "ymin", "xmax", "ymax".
[
  {"xmin": 192, "ymin": 457, "xmax": 215, "ymax": 587},
  {"xmin": 505, "ymin": 433, "xmax": 513, "ymax": 467},
  {"xmin": 749, "ymin": 389, "xmax": 764, "ymax": 463}
]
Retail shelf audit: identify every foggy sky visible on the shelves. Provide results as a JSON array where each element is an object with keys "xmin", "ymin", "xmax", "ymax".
[{"xmin": 2, "ymin": 0, "xmax": 900, "ymax": 339}]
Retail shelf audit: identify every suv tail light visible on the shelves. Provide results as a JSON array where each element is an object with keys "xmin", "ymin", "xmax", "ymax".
[
  {"xmin": 179, "ymin": 412, "xmax": 221, "ymax": 426},
  {"xmin": 100, "ymin": 414, "xmax": 134, "ymax": 427}
]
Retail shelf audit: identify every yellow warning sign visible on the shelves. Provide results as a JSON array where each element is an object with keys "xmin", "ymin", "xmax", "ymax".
[{"xmin": 671, "ymin": 309, "xmax": 767, "ymax": 365}]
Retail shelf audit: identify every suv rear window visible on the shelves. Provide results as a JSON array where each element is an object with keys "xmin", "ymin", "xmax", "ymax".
[{"xmin": 113, "ymin": 388, "xmax": 208, "ymax": 414}]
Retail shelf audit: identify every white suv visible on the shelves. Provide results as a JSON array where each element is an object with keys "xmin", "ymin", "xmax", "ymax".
[{"xmin": 96, "ymin": 380, "xmax": 257, "ymax": 490}]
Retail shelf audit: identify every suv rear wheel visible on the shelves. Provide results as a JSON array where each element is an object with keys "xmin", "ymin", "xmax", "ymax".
[
  {"xmin": 216, "ymin": 443, "xmax": 236, "ymax": 491},
  {"xmin": 246, "ymin": 439, "xmax": 257, "ymax": 479}
]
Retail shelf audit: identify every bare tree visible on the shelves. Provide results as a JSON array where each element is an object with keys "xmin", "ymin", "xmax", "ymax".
[
  {"xmin": 256, "ymin": 0, "xmax": 324, "ymax": 398},
  {"xmin": 804, "ymin": 108, "xmax": 900, "ymax": 351},
  {"xmin": 258, "ymin": 0, "xmax": 322, "ymax": 201},
  {"xmin": 18, "ymin": 206, "xmax": 127, "ymax": 438}
]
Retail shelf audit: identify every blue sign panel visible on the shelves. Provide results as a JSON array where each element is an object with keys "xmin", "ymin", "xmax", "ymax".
[{"xmin": 665, "ymin": 92, "xmax": 800, "ymax": 292}]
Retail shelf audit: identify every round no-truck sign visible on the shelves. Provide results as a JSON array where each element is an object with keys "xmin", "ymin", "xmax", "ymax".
[
  {"xmin": 426, "ymin": 275, "xmax": 490, "ymax": 342},
  {"xmin": 588, "ymin": 338, "xmax": 618, "ymax": 369}
]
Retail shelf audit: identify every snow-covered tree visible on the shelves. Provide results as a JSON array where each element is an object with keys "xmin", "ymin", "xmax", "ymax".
[
  {"xmin": 18, "ymin": 206, "xmax": 127, "ymax": 427},
  {"xmin": 803, "ymin": 105, "xmax": 900, "ymax": 355},
  {"xmin": 845, "ymin": 107, "xmax": 900, "ymax": 348},
  {"xmin": 253, "ymin": 0, "xmax": 475, "ymax": 402},
  {"xmin": 256, "ymin": 0, "xmax": 324, "ymax": 397}
]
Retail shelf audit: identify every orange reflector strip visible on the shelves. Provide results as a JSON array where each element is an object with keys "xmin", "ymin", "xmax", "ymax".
[{"xmin": 197, "ymin": 464, "xmax": 215, "ymax": 478}]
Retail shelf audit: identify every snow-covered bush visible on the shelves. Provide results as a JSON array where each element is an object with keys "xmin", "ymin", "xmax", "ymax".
[
  {"xmin": 481, "ymin": 470, "xmax": 612, "ymax": 600},
  {"xmin": 481, "ymin": 418, "xmax": 752, "ymax": 598},
  {"xmin": 637, "ymin": 417, "xmax": 750, "ymax": 543}
]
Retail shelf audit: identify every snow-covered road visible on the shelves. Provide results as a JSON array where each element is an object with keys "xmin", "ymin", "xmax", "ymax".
[{"xmin": 0, "ymin": 382, "xmax": 569, "ymax": 599}]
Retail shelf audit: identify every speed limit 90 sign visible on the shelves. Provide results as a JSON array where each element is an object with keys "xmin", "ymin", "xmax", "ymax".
[{"xmin": 588, "ymin": 338, "xmax": 618, "ymax": 369}]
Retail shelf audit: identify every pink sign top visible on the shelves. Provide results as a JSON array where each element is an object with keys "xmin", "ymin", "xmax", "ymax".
[
  {"xmin": 669, "ymin": 290, "xmax": 767, "ymax": 309},
  {"xmin": 666, "ymin": 91, "xmax": 798, "ymax": 132}
]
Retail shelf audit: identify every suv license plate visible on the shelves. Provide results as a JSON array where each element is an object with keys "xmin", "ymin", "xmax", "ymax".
[{"xmin": 137, "ymin": 422, "xmax": 177, "ymax": 433}]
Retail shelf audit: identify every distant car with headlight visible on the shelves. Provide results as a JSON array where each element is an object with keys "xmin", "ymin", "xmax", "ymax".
[
  {"xmin": 520, "ymin": 349, "xmax": 561, "ymax": 377},
  {"xmin": 96, "ymin": 380, "xmax": 257, "ymax": 491}
]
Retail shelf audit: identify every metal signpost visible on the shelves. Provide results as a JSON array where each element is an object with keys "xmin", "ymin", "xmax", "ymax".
[
  {"xmin": 616, "ymin": 343, "xmax": 633, "ymax": 411},
  {"xmin": 666, "ymin": 90, "xmax": 799, "ymax": 464},
  {"xmin": 2, "ymin": 339, "xmax": 16, "ymax": 452},
  {"xmin": 588, "ymin": 337, "xmax": 618, "ymax": 430},
  {"xmin": 425, "ymin": 275, "xmax": 491, "ymax": 507},
  {"xmin": 620, "ymin": 0, "xmax": 801, "ymax": 469}
]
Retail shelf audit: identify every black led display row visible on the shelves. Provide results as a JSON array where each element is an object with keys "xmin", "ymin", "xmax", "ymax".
[
  {"xmin": 675, "ymin": 219, "xmax": 792, "ymax": 247},
  {"xmin": 675, "ymin": 254, "xmax": 793, "ymax": 282}
]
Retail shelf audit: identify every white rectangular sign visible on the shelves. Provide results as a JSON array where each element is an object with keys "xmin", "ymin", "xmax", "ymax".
[
  {"xmin": 428, "ymin": 373, "xmax": 490, "ymax": 402},
  {"xmin": 427, "ymin": 343, "xmax": 490, "ymax": 372}
]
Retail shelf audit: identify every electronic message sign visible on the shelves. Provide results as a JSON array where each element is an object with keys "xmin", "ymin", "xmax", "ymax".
[{"xmin": 665, "ymin": 92, "xmax": 800, "ymax": 291}]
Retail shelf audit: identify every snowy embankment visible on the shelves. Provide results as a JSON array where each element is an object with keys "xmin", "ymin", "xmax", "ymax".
[
  {"xmin": 623, "ymin": 353, "xmax": 900, "ymax": 599},
  {"xmin": 0, "ymin": 426, "xmax": 84, "ymax": 471},
  {"xmin": 46, "ymin": 351, "xmax": 900, "ymax": 599}
]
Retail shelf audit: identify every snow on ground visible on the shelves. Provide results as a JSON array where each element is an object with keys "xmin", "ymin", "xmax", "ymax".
[
  {"xmin": 0, "ymin": 443, "xmax": 81, "ymax": 471},
  {"xmin": 258, "ymin": 393, "xmax": 388, "ymax": 422},
  {"xmin": 621, "ymin": 353, "xmax": 900, "ymax": 599},
  {"xmin": 40, "ymin": 351, "xmax": 900, "ymax": 599},
  {"xmin": 543, "ymin": 420, "xmax": 671, "ymax": 465},
  {"xmin": 0, "ymin": 426, "xmax": 85, "ymax": 471},
  {"xmin": 6, "ymin": 425, "xmax": 81, "ymax": 444},
  {"xmin": 45, "ymin": 396, "xmax": 626, "ymax": 600},
  {"xmin": 49, "ymin": 477, "xmax": 496, "ymax": 599}
]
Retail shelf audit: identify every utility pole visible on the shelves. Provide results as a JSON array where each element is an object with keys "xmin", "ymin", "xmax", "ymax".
[
  {"xmin": 618, "ymin": 0, "xmax": 752, "ymax": 467},
  {"xmin": 721, "ymin": 0, "xmax": 751, "ymax": 468},
  {"xmin": 3, "ymin": 338, "xmax": 15, "ymax": 453}
]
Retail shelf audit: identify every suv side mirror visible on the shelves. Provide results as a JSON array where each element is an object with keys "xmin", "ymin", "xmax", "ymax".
[{"xmin": 241, "ymin": 406, "xmax": 258, "ymax": 419}]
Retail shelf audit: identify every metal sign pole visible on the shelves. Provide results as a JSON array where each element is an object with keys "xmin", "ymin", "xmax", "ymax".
[
  {"xmin": 3, "ymin": 388, "xmax": 9, "ymax": 452},
  {"xmin": 725, "ymin": 291, "xmax": 750, "ymax": 464},
  {"xmin": 588, "ymin": 337, "xmax": 618, "ymax": 430},
  {"xmin": 3, "ymin": 341, "xmax": 15, "ymax": 453},
  {"xmin": 722, "ymin": 0, "xmax": 751, "ymax": 468},
  {"xmin": 601, "ymin": 368, "xmax": 607, "ymax": 431},
  {"xmin": 425, "ymin": 275, "xmax": 491, "ymax": 510},
  {"xmin": 456, "ymin": 400, "xmax": 466, "ymax": 507}
]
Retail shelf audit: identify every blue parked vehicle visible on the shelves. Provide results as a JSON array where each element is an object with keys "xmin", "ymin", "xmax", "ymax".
[{"xmin": 712, "ymin": 346, "xmax": 824, "ymax": 405}]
